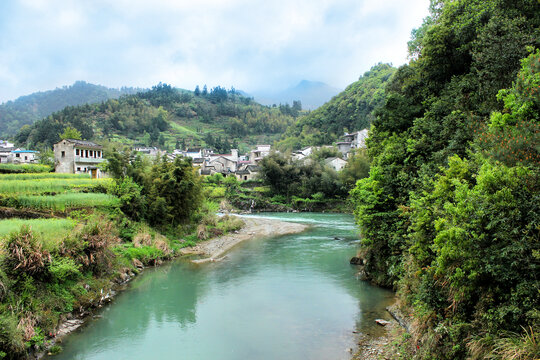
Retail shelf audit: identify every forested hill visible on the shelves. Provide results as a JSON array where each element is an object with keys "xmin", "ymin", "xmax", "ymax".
[
  {"xmin": 351, "ymin": 0, "xmax": 539, "ymax": 359},
  {"xmin": 276, "ymin": 63, "xmax": 395, "ymax": 150},
  {"xmin": 0, "ymin": 81, "xmax": 143, "ymax": 137},
  {"xmin": 14, "ymin": 84, "xmax": 298, "ymax": 153}
]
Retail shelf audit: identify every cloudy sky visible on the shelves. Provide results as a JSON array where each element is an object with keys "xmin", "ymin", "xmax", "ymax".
[{"xmin": 0, "ymin": 0, "xmax": 430, "ymax": 103}]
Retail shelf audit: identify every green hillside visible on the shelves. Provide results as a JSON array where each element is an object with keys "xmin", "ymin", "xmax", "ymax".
[
  {"xmin": 0, "ymin": 81, "xmax": 142, "ymax": 137},
  {"xmin": 14, "ymin": 84, "xmax": 297, "ymax": 153},
  {"xmin": 351, "ymin": 0, "xmax": 539, "ymax": 358},
  {"xmin": 276, "ymin": 63, "xmax": 396, "ymax": 150}
]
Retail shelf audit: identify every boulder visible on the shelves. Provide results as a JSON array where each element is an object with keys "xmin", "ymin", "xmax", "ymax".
[
  {"xmin": 375, "ymin": 319, "xmax": 390, "ymax": 326},
  {"xmin": 350, "ymin": 256, "xmax": 363, "ymax": 265}
]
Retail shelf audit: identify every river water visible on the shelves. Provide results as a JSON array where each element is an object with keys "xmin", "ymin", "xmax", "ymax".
[{"xmin": 51, "ymin": 213, "xmax": 394, "ymax": 360}]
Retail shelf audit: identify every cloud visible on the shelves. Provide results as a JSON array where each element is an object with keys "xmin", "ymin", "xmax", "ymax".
[{"xmin": 0, "ymin": 0, "xmax": 430, "ymax": 102}]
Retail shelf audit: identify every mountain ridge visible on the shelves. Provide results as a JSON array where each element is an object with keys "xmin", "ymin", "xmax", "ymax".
[
  {"xmin": 252, "ymin": 80, "xmax": 341, "ymax": 110},
  {"xmin": 0, "ymin": 81, "xmax": 145, "ymax": 138}
]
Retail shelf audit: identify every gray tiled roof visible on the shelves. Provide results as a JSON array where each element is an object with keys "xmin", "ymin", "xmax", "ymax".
[{"xmin": 64, "ymin": 139, "xmax": 103, "ymax": 149}]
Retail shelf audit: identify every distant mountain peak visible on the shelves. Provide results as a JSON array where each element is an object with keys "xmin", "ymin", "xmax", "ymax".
[{"xmin": 252, "ymin": 80, "xmax": 341, "ymax": 110}]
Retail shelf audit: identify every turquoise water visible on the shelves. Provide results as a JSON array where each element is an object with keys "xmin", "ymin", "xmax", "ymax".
[{"xmin": 50, "ymin": 213, "xmax": 394, "ymax": 360}]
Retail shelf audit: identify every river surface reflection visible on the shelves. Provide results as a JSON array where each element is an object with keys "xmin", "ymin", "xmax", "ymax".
[{"xmin": 50, "ymin": 213, "xmax": 394, "ymax": 360}]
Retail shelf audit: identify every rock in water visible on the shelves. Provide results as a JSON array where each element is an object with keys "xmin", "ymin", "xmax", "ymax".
[
  {"xmin": 350, "ymin": 256, "xmax": 363, "ymax": 265},
  {"xmin": 375, "ymin": 319, "xmax": 390, "ymax": 326}
]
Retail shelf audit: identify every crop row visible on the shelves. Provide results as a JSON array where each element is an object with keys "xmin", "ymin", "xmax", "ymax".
[
  {"xmin": 0, "ymin": 163, "xmax": 52, "ymax": 173},
  {"xmin": 0, "ymin": 173, "xmax": 91, "ymax": 181},
  {"xmin": 0, "ymin": 178, "xmax": 111, "ymax": 194},
  {"xmin": 15, "ymin": 193, "xmax": 120, "ymax": 211}
]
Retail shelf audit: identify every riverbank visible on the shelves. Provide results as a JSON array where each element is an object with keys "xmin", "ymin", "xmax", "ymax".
[
  {"xmin": 32, "ymin": 216, "xmax": 308, "ymax": 357},
  {"xmin": 182, "ymin": 216, "xmax": 309, "ymax": 263}
]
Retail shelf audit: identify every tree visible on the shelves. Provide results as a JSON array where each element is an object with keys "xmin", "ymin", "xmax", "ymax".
[
  {"xmin": 194, "ymin": 85, "xmax": 200, "ymax": 96},
  {"xmin": 60, "ymin": 126, "xmax": 82, "ymax": 140}
]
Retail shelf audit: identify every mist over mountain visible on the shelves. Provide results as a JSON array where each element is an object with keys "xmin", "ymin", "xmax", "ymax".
[{"xmin": 252, "ymin": 80, "xmax": 341, "ymax": 110}]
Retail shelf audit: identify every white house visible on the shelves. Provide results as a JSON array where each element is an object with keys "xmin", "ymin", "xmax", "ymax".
[
  {"xmin": 250, "ymin": 145, "xmax": 271, "ymax": 164},
  {"xmin": 9, "ymin": 149, "xmax": 39, "ymax": 164},
  {"xmin": 0, "ymin": 140, "xmax": 14, "ymax": 148},
  {"xmin": 325, "ymin": 157, "xmax": 348, "ymax": 172},
  {"xmin": 54, "ymin": 139, "xmax": 104, "ymax": 178},
  {"xmin": 0, "ymin": 147, "xmax": 15, "ymax": 163}
]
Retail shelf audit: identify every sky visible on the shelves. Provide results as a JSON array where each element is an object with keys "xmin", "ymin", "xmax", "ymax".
[{"xmin": 0, "ymin": 0, "xmax": 430, "ymax": 103}]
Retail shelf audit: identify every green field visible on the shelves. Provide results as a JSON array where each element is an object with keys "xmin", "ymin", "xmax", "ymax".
[
  {"xmin": 0, "ymin": 178, "xmax": 110, "ymax": 194},
  {"xmin": 0, "ymin": 218, "xmax": 77, "ymax": 251},
  {"xmin": 16, "ymin": 193, "xmax": 119, "ymax": 211},
  {"xmin": 0, "ymin": 163, "xmax": 52, "ymax": 173},
  {"xmin": 0, "ymin": 173, "xmax": 91, "ymax": 180}
]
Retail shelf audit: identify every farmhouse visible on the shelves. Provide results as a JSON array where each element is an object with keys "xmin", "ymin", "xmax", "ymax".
[
  {"xmin": 235, "ymin": 164, "xmax": 260, "ymax": 181},
  {"xmin": 54, "ymin": 139, "xmax": 104, "ymax": 178},
  {"xmin": 324, "ymin": 157, "xmax": 347, "ymax": 172}
]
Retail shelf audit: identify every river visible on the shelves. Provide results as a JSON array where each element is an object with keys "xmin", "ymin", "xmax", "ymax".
[{"xmin": 50, "ymin": 213, "xmax": 394, "ymax": 360}]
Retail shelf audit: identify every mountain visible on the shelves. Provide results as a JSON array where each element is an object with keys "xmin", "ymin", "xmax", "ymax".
[
  {"xmin": 0, "ymin": 81, "xmax": 144, "ymax": 138},
  {"xmin": 14, "ymin": 84, "xmax": 297, "ymax": 154},
  {"xmin": 276, "ymin": 63, "xmax": 396, "ymax": 150},
  {"xmin": 253, "ymin": 80, "xmax": 341, "ymax": 110}
]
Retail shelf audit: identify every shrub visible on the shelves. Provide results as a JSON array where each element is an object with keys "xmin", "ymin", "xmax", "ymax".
[
  {"xmin": 48, "ymin": 257, "xmax": 81, "ymax": 283},
  {"xmin": 3, "ymin": 226, "xmax": 50, "ymax": 277},
  {"xmin": 108, "ymin": 177, "xmax": 144, "ymax": 220},
  {"xmin": 0, "ymin": 313, "xmax": 25, "ymax": 357},
  {"xmin": 113, "ymin": 244, "xmax": 164, "ymax": 265}
]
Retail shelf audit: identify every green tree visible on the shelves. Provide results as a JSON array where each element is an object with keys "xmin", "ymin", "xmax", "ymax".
[{"xmin": 60, "ymin": 126, "xmax": 82, "ymax": 140}]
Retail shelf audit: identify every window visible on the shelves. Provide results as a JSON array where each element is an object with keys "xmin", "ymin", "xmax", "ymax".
[
  {"xmin": 61, "ymin": 151, "xmax": 65, "ymax": 158},
  {"xmin": 244, "ymin": 176, "xmax": 248, "ymax": 181},
  {"xmin": 24, "ymin": 156, "xmax": 28, "ymax": 161},
  {"xmin": 85, "ymin": 150, "xmax": 88, "ymax": 157},
  {"xmin": 76, "ymin": 149, "xmax": 79, "ymax": 155},
  {"xmin": 77, "ymin": 167, "xmax": 80, "ymax": 171},
  {"xmin": 16, "ymin": 153, "xmax": 20, "ymax": 158}
]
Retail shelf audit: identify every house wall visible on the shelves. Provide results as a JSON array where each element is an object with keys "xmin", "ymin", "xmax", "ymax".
[
  {"xmin": 54, "ymin": 141, "xmax": 76, "ymax": 173},
  {"xmin": 54, "ymin": 140, "xmax": 104, "ymax": 174}
]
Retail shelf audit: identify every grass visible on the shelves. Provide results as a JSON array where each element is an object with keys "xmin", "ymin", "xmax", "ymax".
[
  {"xmin": 169, "ymin": 121, "xmax": 198, "ymax": 135},
  {"xmin": 0, "ymin": 178, "xmax": 110, "ymax": 194},
  {"xmin": 0, "ymin": 218, "xmax": 77, "ymax": 251},
  {"xmin": 16, "ymin": 193, "xmax": 120, "ymax": 211},
  {"xmin": 0, "ymin": 173, "xmax": 91, "ymax": 181},
  {"xmin": 0, "ymin": 164, "xmax": 52, "ymax": 173}
]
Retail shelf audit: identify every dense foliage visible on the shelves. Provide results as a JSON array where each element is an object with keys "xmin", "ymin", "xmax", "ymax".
[
  {"xmin": 276, "ymin": 63, "xmax": 395, "ymax": 150},
  {"xmin": 106, "ymin": 150, "xmax": 203, "ymax": 228},
  {"xmin": 0, "ymin": 81, "xmax": 141, "ymax": 138},
  {"xmin": 258, "ymin": 149, "xmax": 371, "ymax": 206},
  {"xmin": 14, "ymin": 83, "xmax": 297, "ymax": 154},
  {"xmin": 351, "ymin": 1, "xmax": 539, "ymax": 358}
]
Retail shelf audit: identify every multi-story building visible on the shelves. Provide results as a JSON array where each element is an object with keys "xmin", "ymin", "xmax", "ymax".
[{"xmin": 54, "ymin": 139, "xmax": 104, "ymax": 178}]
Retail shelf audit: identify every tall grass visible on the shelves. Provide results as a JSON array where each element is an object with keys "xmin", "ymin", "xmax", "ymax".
[
  {"xmin": 0, "ymin": 178, "xmax": 110, "ymax": 195},
  {"xmin": 0, "ymin": 173, "xmax": 91, "ymax": 181},
  {"xmin": 0, "ymin": 218, "xmax": 76, "ymax": 251},
  {"xmin": 0, "ymin": 164, "xmax": 52, "ymax": 173},
  {"xmin": 17, "ymin": 193, "xmax": 120, "ymax": 211}
]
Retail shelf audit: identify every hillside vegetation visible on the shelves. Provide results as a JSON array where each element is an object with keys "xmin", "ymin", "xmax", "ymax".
[
  {"xmin": 276, "ymin": 63, "xmax": 395, "ymax": 150},
  {"xmin": 0, "ymin": 81, "xmax": 142, "ymax": 138},
  {"xmin": 14, "ymin": 84, "xmax": 297, "ymax": 153},
  {"xmin": 351, "ymin": 0, "xmax": 539, "ymax": 359}
]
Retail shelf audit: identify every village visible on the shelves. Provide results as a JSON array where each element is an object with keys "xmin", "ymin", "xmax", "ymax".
[{"xmin": 0, "ymin": 129, "xmax": 369, "ymax": 180}]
